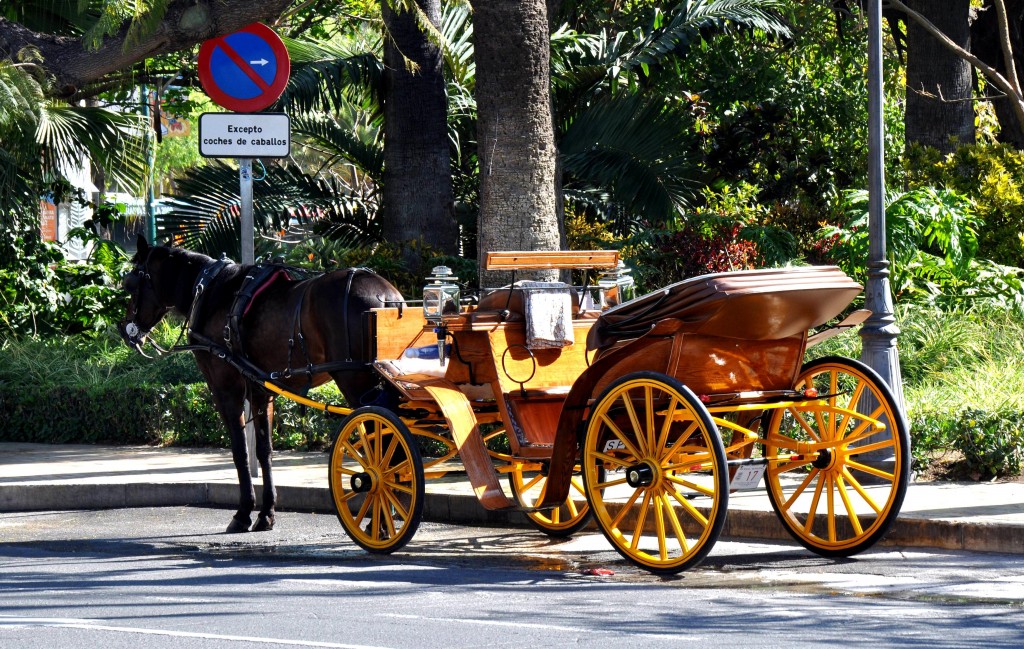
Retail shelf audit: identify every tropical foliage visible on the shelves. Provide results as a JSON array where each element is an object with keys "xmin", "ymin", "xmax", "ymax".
[{"xmin": 3, "ymin": 0, "xmax": 1024, "ymax": 477}]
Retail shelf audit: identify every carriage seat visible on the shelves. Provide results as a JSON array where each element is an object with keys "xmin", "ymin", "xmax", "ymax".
[
  {"xmin": 477, "ymin": 281, "xmax": 575, "ymax": 349},
  {"xmin": 374, "ymin": 358, "xmax": 494, "ymax": 401},
  {"xmin": 587, "ymin": 266, "xmax": 862, "ymax": 351}
]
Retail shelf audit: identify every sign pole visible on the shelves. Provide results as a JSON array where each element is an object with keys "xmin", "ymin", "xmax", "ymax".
[
  {"xmin": 239, "ymin": 157, "xmax": 258, "ymax": 478},
  {"xmin": 198, "ymin": 23, "xmax": 292, "ymax": 483},
  {"xmin": 239, "ymin": 158, "xmax": 255, "ymax": 266}
]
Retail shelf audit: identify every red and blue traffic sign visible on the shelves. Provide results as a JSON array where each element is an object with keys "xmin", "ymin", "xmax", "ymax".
[{"xmin": 198, "ymin": 23, "xmax": 290, "ymax": 112}]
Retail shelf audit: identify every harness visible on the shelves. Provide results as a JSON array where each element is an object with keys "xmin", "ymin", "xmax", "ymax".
[{"xmin": 170, "ymin": 260, "xmax": 374, "ymax": 392}]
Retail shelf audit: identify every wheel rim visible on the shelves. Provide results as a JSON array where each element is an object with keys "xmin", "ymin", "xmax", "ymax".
[
  {"xmin": 509, "ymin": 461, "xmax": 594, "ymax": 536},
  {"xmin": 583, "ymin": 374, "xmax": 727, "ymax": 573},
  {"xmin": 329, "ymin": 408, "xmax": 424, "ymax": 553},
  {"xmin": 765, "ymin": 359, "xmax": 909, "ymax": 555}
]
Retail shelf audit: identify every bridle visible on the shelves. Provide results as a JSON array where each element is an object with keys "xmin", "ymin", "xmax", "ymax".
[
  {"xmin": 122, "ymin": 250, "xmax": 163, "ymax": 354},
  {"xmin": 122, "ymin": 248, "xmax": 231, "ymax": 358}
]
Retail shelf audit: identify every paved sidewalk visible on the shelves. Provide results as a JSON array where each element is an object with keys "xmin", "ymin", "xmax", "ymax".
[{"xmin": 1, "ymin": 442, "xmax": 1022, "ymax": 554}]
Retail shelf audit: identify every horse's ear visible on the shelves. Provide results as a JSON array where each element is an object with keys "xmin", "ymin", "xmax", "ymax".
[{"xmin": 136, "ymin": 235, "xmax": 149, "ymax": 255}]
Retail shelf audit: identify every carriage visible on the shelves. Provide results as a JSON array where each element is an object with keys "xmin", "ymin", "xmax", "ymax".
[{"xmin": 263, "ymin": 250, "xmax": 911, "ymax": 574}]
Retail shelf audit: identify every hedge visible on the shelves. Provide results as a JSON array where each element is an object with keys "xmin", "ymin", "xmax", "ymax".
[{"xmin": 0, "ymin": 382, "xmax": 343, "ymax": 450}]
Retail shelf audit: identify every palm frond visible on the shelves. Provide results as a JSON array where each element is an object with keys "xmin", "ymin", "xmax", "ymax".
[
  {"xmin": 290, "ymin": 110, "xmax": 384, "ymax": 180},
  {"xmin": 158, "ymin": 161, "xmax": 381, "ymax": 258},
  {"xmin": 560, "ymin": 95, "xmax": 700, "ymax": 228},
  {"xmin": 277, "ymin": 36, "xmax": 384, "ymax": 115},
  {"xmin": 441, "ymin": 2, "xmax": 475, "ymax": 91},
  {"xmin": 36, "ymin": 104, "xmax": 147, "ymax": 192},
  {"xmin": 627, "ymin": 0, "xmax": 790, "ymax": 72}
]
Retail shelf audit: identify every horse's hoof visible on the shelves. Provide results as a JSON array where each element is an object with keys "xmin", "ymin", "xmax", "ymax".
[
  {"xmin": 225, "ymin": 515, "xmax": 252, "ymax": 534},
  {"xmin": 252, "ymin": 514, "xmax": 275, "ymax": 532}
]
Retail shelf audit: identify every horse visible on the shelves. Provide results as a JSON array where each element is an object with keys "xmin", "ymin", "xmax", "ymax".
[{"xmin": 118, "ymin": 236, "xmax": 404, "ymax": 533}]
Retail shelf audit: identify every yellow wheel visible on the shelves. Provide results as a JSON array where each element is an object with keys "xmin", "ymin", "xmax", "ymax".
[
  {"xmin": 328, "ymin": 406, "xmax": 425, "ymax": 553},
  {"xmin": 582, "ymin": 372, "xmax": 728, "ymax": 574},
  {"xmin": 508, "ymin": 461, "xmax": 596, "ymax": 537},
  {"xmin": 765, "ymin": 356, "xmax": 910, "ymax": 557}
]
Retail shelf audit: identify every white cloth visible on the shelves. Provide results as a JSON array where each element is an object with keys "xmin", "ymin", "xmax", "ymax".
[{"xmin": 521, "ymin": 281, "xmax": 574, "ymax": 349}]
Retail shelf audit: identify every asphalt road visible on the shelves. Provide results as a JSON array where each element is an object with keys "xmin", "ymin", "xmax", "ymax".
[{"xmin": 1, "ymin": 506, "xmax": 1022, "ymax": 648}]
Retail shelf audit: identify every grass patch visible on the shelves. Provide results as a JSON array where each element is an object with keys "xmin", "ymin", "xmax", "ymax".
[{"xmin": 2, "ymin": 304, "xmax": 1023, "ymax": 477}]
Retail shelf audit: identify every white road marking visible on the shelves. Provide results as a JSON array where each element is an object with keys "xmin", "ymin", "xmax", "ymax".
[
  {"xmin": 376, "ymin": 613, "xmax": 703, "ymax": 641},
  {"xmin": 0, "ymin": 615, "xmax": 392, "ymax": 649}
]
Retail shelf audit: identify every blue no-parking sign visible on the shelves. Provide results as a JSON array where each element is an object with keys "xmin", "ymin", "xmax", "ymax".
[{"xmin": 198, "ymin": 23, "xmax": 290, "ymax": 112}]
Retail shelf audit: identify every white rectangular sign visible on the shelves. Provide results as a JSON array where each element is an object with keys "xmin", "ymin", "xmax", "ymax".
[{"xmin": 199, "ymin": 112, "xmax": 290, "ymax": 158}]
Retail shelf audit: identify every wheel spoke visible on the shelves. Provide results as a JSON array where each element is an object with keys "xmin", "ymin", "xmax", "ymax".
[
  {"xmin": 837, "ymin": 380, "xmax": 867, "ymax": 439},
  {"xmin": 522, "ymin": 472, "xmax": 545, "ymax": 494},
  {"xmin": 782, "ymin": 469, "xmax": 818, "ymax": 510},
  {"xmin": 383, "ymin": 487, "xmax": 411, "ymax": 521},
  {"xmin": 570, "ymin": 476, "xmax": 586, "ymax": 497},
  {"xmin": 667, "ymin": 486, "xmax": 710, "ymax": 526},
  {"xmin": 662, "ymin": 492, "xmax": 690, "ymax": 554},
  {"xmin": 768, "ymin": 455, "xmax": 814, "ymax": 477},
  {"xmin": 381, "ymin": 432, "xmax": 399, "ymax": 469},
  {"xmin": 846, "ymin": 458, "xmax": 894, "ymax": 482},
  {"xmin": 565, "ymin": 497, "xmax": 579, "ymax": 518},
  {"xmin": 341, "ymin": 438, "xmax": 366, "ymax": 466},
  {"xmin": 611, "ymin": 488, "xmax": 643, "ymax": 528},
  {"xmin": 826, "ymin": 474, "xmax": 837, "ymax": 542},
  {"xmin": 849, "ymin": 437, "xmax": 895, "ymax": 456},
  {"xmin": 789, "ymin": 408, "xmax": 822, "ymax": 442},
  {"xmin": 645, "ymin": 386, "xmax": 656, "ymax": 457},
  {"xmin": 654, "ymin": 493, "xmax": 668, "ymax": 561},
  {"xmin": 842, "ymin": 467, "xmax": 884, "ymax": 514},
  {"xmin": 836, "ymin": 474, "xmax": 863, "ymax": 536},
  {"xmin": 598, "ymin": 412, "xmax": 644, "ymax": 459},
  {"xmin": 590, "ymin": 449, "xmax": 634, "ymax": 469},
  {"xmin": 657, "ymin": 395, "xmax": 680, "ymax": 457},
  {"xmin": 596, "ymin": 475, "xmax": 629, "ymax": 490},
  {"xmin": 353, "ymin": 493, "xmax": 372, "ymax": 527},
  {"xmin": 621, "ymin": 389, "xmax": 648, "ymax": 455},
  {"xmin": 630, "ymin": 490, "xmax": 653, "ymax": 550},
  {"xmin": 665, "ymin": 474, "xmax": 717, "ymax": 498},
  {"xmin": 802, "ymin": 473, "xmax": 826, "ymax": 535}
]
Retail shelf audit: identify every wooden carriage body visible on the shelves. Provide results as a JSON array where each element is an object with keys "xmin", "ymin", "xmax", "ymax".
[
  {"xmin": 362, "ymin": 255, "xmax": 862, "ymax": 508},
  {"xmin": 323, "ymin": 251, "xmax": 909, "ymax": 572}
]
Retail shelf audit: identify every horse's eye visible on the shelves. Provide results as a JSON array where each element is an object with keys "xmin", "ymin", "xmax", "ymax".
[{"xmin": 122, "ymin": 272, "xmax": 139, "ymax": 291}]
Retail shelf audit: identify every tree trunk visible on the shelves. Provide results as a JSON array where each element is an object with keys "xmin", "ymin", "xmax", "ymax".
[
  {"xmin": 381, "ymin": 0, "xmax": 457, "ymax": 264},
  {"xmin": 904, "ymin": 0, "xmax": 975, "ymax": 153},
  {"xmin": 972, "ymin": 0, "xmax": 1024, "ymax": 148},
  {"xmin": 471, "ymin": 0, "xmax": 562, "ymax": 286}
]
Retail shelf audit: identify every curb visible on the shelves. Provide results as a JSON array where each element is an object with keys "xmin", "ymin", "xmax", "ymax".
[{"xmin": 2, "ymin": 482, "xmax": 1022, "ymax": 556}]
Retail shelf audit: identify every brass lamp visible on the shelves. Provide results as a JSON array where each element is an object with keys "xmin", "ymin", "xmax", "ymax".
[
  {"xmin": 422, "ymin": 266, "xmax": 460, "ymax": 364},
  {"xmin": 598, "ymin": 260, "xmax": 635, "ymax": 308}
]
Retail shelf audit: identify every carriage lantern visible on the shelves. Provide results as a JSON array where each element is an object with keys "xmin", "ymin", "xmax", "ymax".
[
  {"xmin": 598, "ymin": 260, "xmax": 635, "ymax": 308},
  {"xmin": 422, "ymin": 265, "xmax": 461, "ymax": 322}
]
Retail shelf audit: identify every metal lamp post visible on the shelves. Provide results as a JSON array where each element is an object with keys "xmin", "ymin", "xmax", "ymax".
[{"xmin": 860, "ymin": 0, "xmax": 906, "ymax": 410}]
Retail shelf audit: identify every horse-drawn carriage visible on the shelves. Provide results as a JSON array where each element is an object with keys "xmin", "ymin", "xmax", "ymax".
[
  {"xmin": 121, "ymin": 241, "xmax": 910, "ymax": 574},
  {"xmin": 275, "ymin": 251, "xmax": 910, "ymax": 574}
]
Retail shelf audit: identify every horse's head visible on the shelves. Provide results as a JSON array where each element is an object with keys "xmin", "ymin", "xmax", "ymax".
[{"xmin": 118, "ymin": 236, "xmax": 175, "ymax": 354}]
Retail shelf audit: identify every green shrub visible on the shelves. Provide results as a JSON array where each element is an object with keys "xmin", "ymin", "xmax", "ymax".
[
  {"xmin": 953, "ymin": 408, "xmax": 1024, "ymax": 479},
  {"xmin": 0, "ymin": 328, "xmax": 346, "ymax": 451},
  {"xmin": 905, "ymin": 142, "xmax": 1024, "ymax": 268}
]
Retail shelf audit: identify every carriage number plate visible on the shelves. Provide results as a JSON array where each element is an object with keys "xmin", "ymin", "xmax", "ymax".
[{"xmin": 731, "ymin": 464, "xmax": 765, "ymax": 490}]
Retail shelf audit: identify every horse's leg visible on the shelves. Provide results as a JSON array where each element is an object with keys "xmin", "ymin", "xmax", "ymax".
[
  {"xmin": 251, "ymin": 390, "xmax": 277, "ymax": 532},
  {"xmin": 225, "ymin": 400, "xmax": 258, "ymax": 533},
  {"xmin": 206, "ymin": 380, "xmax": 257, "ymax": 534}
]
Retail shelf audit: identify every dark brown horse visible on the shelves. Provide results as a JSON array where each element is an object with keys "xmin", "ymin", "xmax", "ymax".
[{"xmin": 118, "ymin": 236, "xmax": 404, "ymax": 533}]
